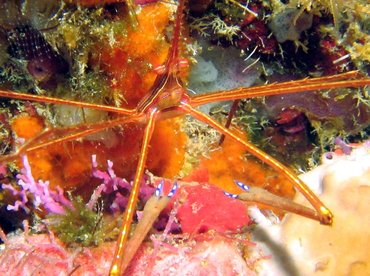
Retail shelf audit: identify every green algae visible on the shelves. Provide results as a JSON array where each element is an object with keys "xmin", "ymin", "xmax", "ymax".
[{"xmin": 47, "ymin": 196, "xmax": 119, "ymax": 247}]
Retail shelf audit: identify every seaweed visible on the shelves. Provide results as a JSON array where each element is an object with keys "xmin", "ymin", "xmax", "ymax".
[{"xmin": 47, "ymin": 196, "xmax": 119, "ymax": 246}]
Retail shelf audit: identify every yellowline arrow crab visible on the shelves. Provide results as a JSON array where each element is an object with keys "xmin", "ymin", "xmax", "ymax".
[{"xmin": 0, "ymin": 0, "xmax": 369, "ymax": 274}]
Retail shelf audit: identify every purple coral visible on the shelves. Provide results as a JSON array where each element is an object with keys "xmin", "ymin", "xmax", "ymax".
[
  {"xmin": 2, "ymin": 156, "xmax": 72, "ymax": 215},
  {"xmin": 88, "ymin": 155, "xmax": 156, "ymax": 212},
  {"xmin": 2, "ymin": 155, "xmax": 157, "ymax": 216}
]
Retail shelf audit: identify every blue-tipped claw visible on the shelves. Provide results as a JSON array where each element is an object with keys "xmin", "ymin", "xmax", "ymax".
[
  {"xmin": 167, "ymin": 181, "xmax": 178, "ymax": 198},
  {"xmin": 224, "ymin": 191, "xmax": 238, "ymax": 199},
  {"xmin": 235, "ymin": 180, "xmax": 250, "ymax": 191},
  {"xmin": 155, "ymin": 180, "xmax": 164, "ymax": 197},
  {"xmin": 155, "ymin": 180, "xmax": 178, "ymax": 198},
  {"xmin": 223, "ymin": 181, "xmax": 250, "ymax": 199}
]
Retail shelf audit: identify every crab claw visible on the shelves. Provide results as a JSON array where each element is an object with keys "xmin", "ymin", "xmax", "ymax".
[
  {"xmin": 155, "ymin": 180, "xmax": 164, "ymax": 197},
  {"xmin": 155, "ymin": 180, "xmax": 178, "ymax": 198},
  {"xmin": 119, "ymin": 180, "xmax": 178, "ymax": 272},
  {"xmin": 224, "ymin": 180, "xmax": 251, "ymax": 198},
  {"xmin": 235, "ymin": 180, "xmax": 250, "ymax": 191},
  {"xmin": 224, "ymin": 191, "xmax": 238, "ymax": 199},
  {"xmin": 223, "ymin": 180, "xmax": 251, "ymax": 199},
  {"xmin": 167, "ymin": 181, "xmax": 178, "ymax": 198}
]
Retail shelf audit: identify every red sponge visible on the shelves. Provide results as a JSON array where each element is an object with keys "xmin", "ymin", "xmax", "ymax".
[{"xmin": 177, "ymin": 184, "xmax": 250, "ymax": 233}]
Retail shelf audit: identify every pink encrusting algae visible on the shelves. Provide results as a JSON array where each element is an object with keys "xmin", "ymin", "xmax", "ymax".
[{"xmin": 0, "ymin": 231, "xmax": 256, "ymax": 275}]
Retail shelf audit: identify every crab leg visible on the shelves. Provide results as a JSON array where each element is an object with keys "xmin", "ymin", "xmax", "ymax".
[
  {"xmin": 219, "ymin": 99, "xmax": 240, "ymax": 145},
  {"xmin": 0, "ymin": 89, "xmax": 135, "ymax": 115},
  {"xmin": 110, "ymin": 109, "xmax": 158, "ymax": 275},
  {"xmin": 0, "ymin": 114, "xmax": 144, "ymax": 162},
  {"xmin": 239, "ymin": 187, "xmax": 318, "ymax": 221},
  {"xmin": 119, "ymin": 181, "xmax": 178, "ymax": 273},
  {"xmin": 181, "ymin": 103, "xmax": 333, "ymax": 225},
  {"xmin": 225, "ymin": 181, "xmax": 318, "ymax": 221},
  {"xmin": 190, "ymin": 71, "xmax": 370, "ymax": 106}
]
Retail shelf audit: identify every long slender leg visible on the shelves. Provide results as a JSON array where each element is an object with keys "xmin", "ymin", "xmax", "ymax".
[
  {"xmin": 110, "ymin": 109, "xmax": 158, "ymax": 275},
  {"xmin": 204, "ymin": 72, "xmax": 365, "ymax": 144},
  {"xmin": 190, "ymin": 72, "xmax": 370, "ymax": 106},
  {"xmin": 192, "ymin": 70, "xmax": 361, "ymax": 103},
  {"xmin": 181, "ymin": 103, "xmax": 333, "ymax": 225},
  {"xmin": 119, "ymin": 181, "xmax": 178, "ymax": 272},
  {"xmin": 219, "ymin": 99, "xmax": 240, "ymax": 145},
  {"xmin": 0, "ymin": 114, "xmax": 144, "ymax": 162},
  {"xmin": 0, "ymin": 89, "xmax": 135, "ymax": 115},
  {"xmin": 228, "ymin": 182, "xmax": 319, "ymax": 221}
]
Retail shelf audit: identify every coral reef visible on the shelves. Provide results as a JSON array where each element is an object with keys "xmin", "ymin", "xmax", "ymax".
[
  {"xmin": 2, "ymin": 154, "xmax": 161, "ymax": 247},
  {"xmin": 0, "ymin": 0, "xmax": 368, "ymax": 188},
  {"xmin": 0, "ymin": 0, "xmax": 369, "ymax": 274}
]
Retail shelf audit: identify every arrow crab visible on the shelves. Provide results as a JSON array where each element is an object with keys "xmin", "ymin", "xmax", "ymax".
[{"xmin": 0, "ymin": 0, "xmax": 369, "ymax": 274}]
